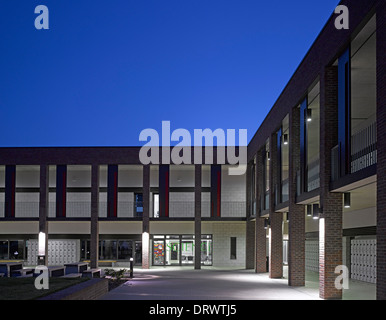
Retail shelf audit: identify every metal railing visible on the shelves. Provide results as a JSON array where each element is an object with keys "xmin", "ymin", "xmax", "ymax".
[
  {"xmin": 331, "ymin": 121, "xmax": 377, "ymax": 181},
  {"xmin": 307, "ymin": 159, "xmax": 320, "ymax": 192},
  {"xmin": 351, "ymin": 121, "xmax": 377, "ymax": 174}
]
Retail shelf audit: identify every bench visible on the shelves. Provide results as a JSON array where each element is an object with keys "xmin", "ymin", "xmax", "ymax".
[
  {"xmin": 64, "ymin": 262, "xmax": 88, "ymax": 275},
  {"xmin": 0, "ymin": 262, "xmax": 24, "ymax": 277},
  {"xmin": 82, "ymin": 268, "xmax": 101, "ymax": 278},
  {"xmin": 48, "ymin": 266, "xmax": 66, "ymax": 277},
  {"xmin": 61, "ymin": 273, "xmax": 82, "ymax": 278},
  {"xmin": 11, "ymin": 268, "xmax": 34, "ymax": 277}
]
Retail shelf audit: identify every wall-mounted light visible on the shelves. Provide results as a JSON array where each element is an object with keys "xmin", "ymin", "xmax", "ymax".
[
  {"xmin": 307, "ymin": 109, "xmax": 312, "ymax": 122},
  {"xmin": 286, "ymin": 212, "xmax": 289, "ymax": 223},
  {"xmin": 38, "ymin": 232, "xmax": 46, "ymax": 256},
  {"xmin": 307, "ymin": 204, "xmax": 312, "ymax": 217},
  {"xmin": 267, "ymin": 151, "xmax": 271, "ymax": 161},
  {"xmin": 312, "ymin": 204, "xmax": 320, "ymax": 220},
  {"xmin": 344, "ymin": 193, "xmax": 351, "ymax": 208},
  {"xmin": 264, "ymin": 218, "xmax": 270, "ymax": 229},
  {"xmin": 283, "ymin": 134, "xmax": 288, "ymax": 145}
]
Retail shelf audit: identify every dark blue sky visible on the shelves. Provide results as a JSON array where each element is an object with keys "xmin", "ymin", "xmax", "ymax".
[{"xmin": 0, "ymin": 0, "xmax": 339, "ymax": 147}]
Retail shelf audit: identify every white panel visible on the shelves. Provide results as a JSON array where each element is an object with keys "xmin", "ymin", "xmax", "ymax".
[
  {"xmin": 351, "ymin": 238, "xmax": 377, "ymax": 284},
  {"xmin": 15, "ymin": 192, "xmax": 39, "ymax": 218},
  {"xmin": 305, "ymin": 239, "xmax": 319, "ymax": 272},
  {"xmin": 28, "ymin": 239, "xmax": 79, "ymax": 266},
  {"xmin": 169, "ymin": 192, "xmax": 194, "ymax": 217}
]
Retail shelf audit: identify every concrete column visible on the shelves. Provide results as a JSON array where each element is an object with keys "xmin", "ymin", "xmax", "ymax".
[
  {"xmin": 269, "ymin": 133, "xmax": 283, "ymax": 279},
  {"xmin": 194, "ymin": 164, "xmax": 202, "ymax": 270},
  {"xmin": 39, "ymin": 164, "xmax": 49, "ymax": 265},
  {"xmin": 255, "ymin": 149, "xmax": 267, "ymax": 273},
  {"xmin": 288, "ymin": 106, "xmax": 306, "ymax": 286},
  {"xmin": 319, "ymin": 65, "xmax": 343, "ymax": 299},
  {"xmin": 142, "ymin": 165, "xmax": 150, "ymax": 269},
  {"xmin": 90, "ymin": 164, "xmax": 99, "ymax": 269},
  {"xmin": 376, "ymin": 1, "xmax": 386, "ymax": 301}
]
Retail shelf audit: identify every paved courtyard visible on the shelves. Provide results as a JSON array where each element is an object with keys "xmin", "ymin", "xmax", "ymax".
[{"xmin": 99, "ymin": 266, "xmax": 375, "ymax": 300}]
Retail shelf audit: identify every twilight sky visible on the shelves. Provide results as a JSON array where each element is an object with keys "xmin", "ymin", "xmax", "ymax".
[{"xmin": 0, "ymin": 0, "xmax": 339, "ymax": 147}]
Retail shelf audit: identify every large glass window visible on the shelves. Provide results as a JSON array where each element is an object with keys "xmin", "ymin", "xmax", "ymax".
[
  {"xmin": 134, "ymin": 193, "xmax": 143, "ymax": 217},
  {"xmin": 135, "ymin": 241, "xmax": 142, "ymax": 265},
  {"xmin": 181, "ymin": 237, "xmax": 194, "ymax": 265},
  {"xmin": 0, "ymin": 240, "xmax": 25, "ymax": 260},
  {"xmin": 0, "ymin": 241, "xmax": 8, "ymax": 259},
  {"xmin": 201, "ymin": 236, "xmax": 213, "ymax": 265},
  {"xmin": 166, "ymin": 236, "xmax": 180, "ymax": 265},
  {"xmin": 9, "ymin": 241, "xmax": 24, "ymax": 260},
  {"xmin": 118, "ymin": 241, "xmax": 133, "ymax": 260},
  {"xmin": 99, "ymin": 240, "xmax": 117, "ymax": 260},
  {"xmin": 306, "ymin": 82, "xmax": 320, "ymax": 192},
  {"xmin": 152, "ymin": 235, "xmax": 212, "ymax": 266},
  {"xmin": 350, "ymin": 15, "xmax": 376, "ymax": 173}
]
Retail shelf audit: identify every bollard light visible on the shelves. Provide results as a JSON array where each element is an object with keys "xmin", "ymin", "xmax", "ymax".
[{"xmin": 129, "ymin": 257, "xmax": 134, "ymax": 278}]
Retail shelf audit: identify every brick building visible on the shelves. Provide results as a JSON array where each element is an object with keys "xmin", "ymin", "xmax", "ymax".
[{"xmin": 0, "ymin": 0, "xmax": 385, "ymax": 300}]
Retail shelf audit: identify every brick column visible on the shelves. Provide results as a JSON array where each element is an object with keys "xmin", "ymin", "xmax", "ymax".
[
  {"xmin": 288, "ymin": 106, "xmax": 305, "ymax": 286},
  {"xmin": 39, "ymin": 164, "xmax": 49, "ymax": 265},
  {"xmin": 142, "ymin": 165, "xmax": 150, "ymax": 269},
  {"xmin": 376, "ymin": 1, "xmax": 386, "ymax": 301},
  {"xmin": 195, "ymin": 165, "xmax": 202, "ymax": 270},
  {"xmin": 245, "ymin": 162, "xmax": 256, "ymax": 269},
  {"xmin": 255, "ymin": 150, "xmax": 267, "ymax": 273},
  {"xmin": 269, "ymin": 134, "xmax": 283, "ymax": 278},
  {"xmin": 246, "ymin": 220, "xmax": 256, "ymax": 269},
  {"xmin": 319, "ymin": 65, "xmax": 343, "ymax": 299},
  {"xmin": 90, "ymin": 164, "xmax": 99, "ymax": 269}
]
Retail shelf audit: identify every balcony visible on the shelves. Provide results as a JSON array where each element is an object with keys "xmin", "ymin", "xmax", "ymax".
[{"xmin": 331, "ymin": 121, "xmax": 377, "ymax": 181}]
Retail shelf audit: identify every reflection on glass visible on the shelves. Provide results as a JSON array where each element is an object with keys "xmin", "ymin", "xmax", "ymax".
[
  {"xmin": 99, "ymin": 240, "xmax": 117, "ymax": 260},
  {"xmin": 9, "ymin": 240, "xmax": 24, "ymax": 260},
  {"xmin": 118, "ymin": 241, "xmax": 133, "ymax": 260},
  {"xmin": 0, "ymin": 241, "xmax": 8, "ymax": 259},
  {"xmin": 181, "ymin": 240, "xmax": 194, "ymax": 265},
  {"xmin": 166, "ymin": 239, "xmax": 180, "ymax": 265},
  {"xmin": 201, "ymin": 239, "xmax": 213, "ymax": 265},
  {"xmin": 135, "ymin": 241, "xmax": 142, "ymax": 265}
]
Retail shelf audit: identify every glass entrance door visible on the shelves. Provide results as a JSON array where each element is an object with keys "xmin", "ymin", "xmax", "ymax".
[
  {"xmin": 134, "ymin": 241, "xmax": 142, "ymax": 265},
  {"xmin": 181, "ymin": 240, "xmax": 194, "ymax": 265},
  {"xmin": 166, "ymin": 237, "xmax": 180, "ymax": 265}
]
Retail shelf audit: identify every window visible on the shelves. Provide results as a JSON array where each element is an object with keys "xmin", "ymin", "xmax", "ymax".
[
  {"xmin": 153, "ymin": 193, "xmax": 159, "ymax": 218},
  {"xmin": 230, "ymin": 237, "xmax": 237, "ymax": 260},
  {"xmin": 0, "ymin": 241, "xmax": 8, "ymax": 259},
  {"xmin": 118, "ymin": 241, "xmax": 133, "ymax": 260},
  {"xmin": 99, "ymin": 240, "xmax": 117, "ymax": 260},
  {"xmin": 134, "ymin": 193, "xmax": 143, "ymax": 217}
]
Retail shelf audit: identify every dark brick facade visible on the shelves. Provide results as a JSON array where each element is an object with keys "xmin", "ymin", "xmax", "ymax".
[
  {"xmin": 288, "ymin": 107, "xmax": 305, "ymax": 287},
  {"xmin": 376, "ymin": 0, "xmax": 386, "ymax": 301},
  {"xmin": 269, "ymin": 133, "xmax": 283, "ymax": 279}
]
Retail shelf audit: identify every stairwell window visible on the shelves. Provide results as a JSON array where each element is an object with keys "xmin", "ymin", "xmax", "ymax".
[{"xmin": 230, "ymin": 237, "xmax": 237, "ymax": 260}]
